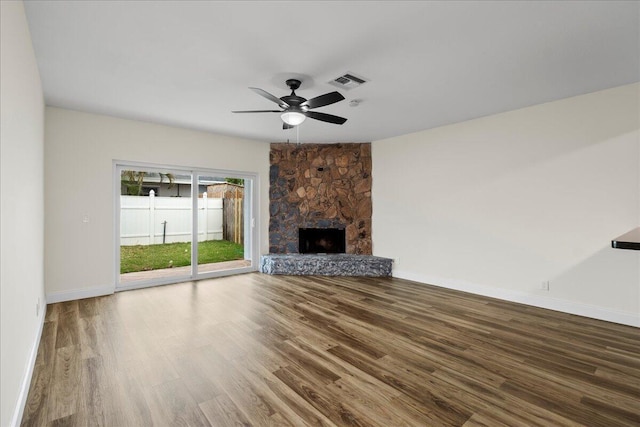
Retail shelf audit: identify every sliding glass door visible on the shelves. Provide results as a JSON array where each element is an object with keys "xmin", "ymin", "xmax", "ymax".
[
  {"xmin": 115, "ymin": 163, "xmax": 257, "ymax": 290},
  {"xmin": 195, "ymin": 174, "xmax": 251, "ymax": 275}
]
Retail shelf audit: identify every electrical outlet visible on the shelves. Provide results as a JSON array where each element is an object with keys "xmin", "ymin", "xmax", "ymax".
[
  {"xmin": 540, "ymin": 281, "xmax": 550, "ymax": 291},
  {"xmin": 394, "ymin": 257, "xmax": 400, "ymax": 265},
  {"xmin": 36, "ymin": 297, "xmax": 40, "ymax": 316}
]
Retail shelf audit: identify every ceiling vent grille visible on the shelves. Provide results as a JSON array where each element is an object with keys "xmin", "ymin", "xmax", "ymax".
[{"xmin": 329, "ymin": 72, "xmax": 368, "ymax": 90}]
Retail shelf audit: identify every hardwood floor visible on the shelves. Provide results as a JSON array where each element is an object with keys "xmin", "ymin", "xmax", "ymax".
[{"xmin": 21, "ymin": 273, "xmax": 640, "ymax": 426}]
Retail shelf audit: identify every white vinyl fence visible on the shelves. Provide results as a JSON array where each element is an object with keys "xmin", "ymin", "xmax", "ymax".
[{"xmin": 120, "ymin": 191, "xmax": 223, "ymax": 246}]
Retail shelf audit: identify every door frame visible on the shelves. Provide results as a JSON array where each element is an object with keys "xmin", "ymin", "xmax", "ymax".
[{"xmin": 113, "ymin": 160, "xmax": 259, "ymax": 291}]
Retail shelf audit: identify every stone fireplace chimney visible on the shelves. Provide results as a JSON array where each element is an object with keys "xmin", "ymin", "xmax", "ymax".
[{"xmin": 268, "ymin": 143, "xmax": 372, "ymax": 254}]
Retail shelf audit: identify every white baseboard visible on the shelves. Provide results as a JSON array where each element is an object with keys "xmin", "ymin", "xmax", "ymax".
[
  {"xmin": 46, "ymin": 285, "xmax": 114, "ymax": 304},
  {"xmin": 10, "ymin": 304, "xmax": 46, "ymax": 427},
  {"xmin": 393, "ymin": 269, "xmax": 640, "ymax": 328}
]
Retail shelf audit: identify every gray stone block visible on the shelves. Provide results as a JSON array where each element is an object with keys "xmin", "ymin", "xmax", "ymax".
[{"xmin": 259, "ymin": 254, "xmax": 392, "ymax": 277}]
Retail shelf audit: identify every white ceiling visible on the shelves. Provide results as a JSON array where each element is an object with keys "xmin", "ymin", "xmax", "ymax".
[{"xmin": 24, "ymin": 1, "xmax": 639, "ymax": 144}]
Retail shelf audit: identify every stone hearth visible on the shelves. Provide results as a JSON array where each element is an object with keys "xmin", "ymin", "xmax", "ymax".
[{"xmin": 260, "ymin": 254, "xmax": 392, "ymax": 277}]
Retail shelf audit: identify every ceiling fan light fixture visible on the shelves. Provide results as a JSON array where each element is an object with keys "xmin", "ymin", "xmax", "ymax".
[{"xmin": 281, "ymin": 111, "xmax": 306, "ymax": 126}]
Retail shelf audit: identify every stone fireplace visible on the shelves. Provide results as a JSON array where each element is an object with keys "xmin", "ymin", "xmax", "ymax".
[
  {"xmin": 263, "ymin": 142, "xmax": 391, "ymax": 277},
  {"xmin": 269, "ymin": 143, "xmax": 372, "ymax": 254}
]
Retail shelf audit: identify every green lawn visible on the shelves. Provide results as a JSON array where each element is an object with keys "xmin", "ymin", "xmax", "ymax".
[{"xmin": 120, "ymin": 240, "xmax": 244, "ymax": 274}]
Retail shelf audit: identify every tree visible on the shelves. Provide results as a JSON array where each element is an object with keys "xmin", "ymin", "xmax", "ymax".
[
  {"xmin": 225, "ymin": 178, "xmax": 244, "ymax": 186},
  {"xmin": 121, "ymin": 171, "xmax": 175, "ymax": 196}
]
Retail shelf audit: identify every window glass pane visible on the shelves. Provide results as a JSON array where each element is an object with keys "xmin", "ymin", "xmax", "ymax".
[
  {"xmin": 119, "ymin": 169, "xmax": 192, "ymax": 284},
  {"xmin": 196, "ymin": 176, "xmax": 250, "ymax": 275}
]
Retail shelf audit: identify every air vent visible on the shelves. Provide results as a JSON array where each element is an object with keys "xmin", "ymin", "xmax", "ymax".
[{"xmin": 329, "ymin": 72, "xmax": 368, "ymax": 90}]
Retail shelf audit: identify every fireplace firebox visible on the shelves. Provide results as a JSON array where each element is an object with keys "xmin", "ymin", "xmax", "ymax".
[{"xmin": 299, "ymin": 228, "xmax": 346, "ymax": 254}]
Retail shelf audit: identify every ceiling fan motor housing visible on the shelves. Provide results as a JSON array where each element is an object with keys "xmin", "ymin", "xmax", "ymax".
[{"xmin": 282, "ymin": 79, "xmax": 307, "ymax": 110}]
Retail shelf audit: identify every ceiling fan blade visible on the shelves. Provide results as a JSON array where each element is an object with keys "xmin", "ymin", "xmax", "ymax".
[
  {"xmin": 300, "ymin": 91, "xmax": 345, "ymax": 109},
  {"xmin": 232, "ymin": 110, "xmax": 282, "ymax": 113},
  {"xmin": 304, "ymin": 111, "xmax": 348, "ymax": 125},
  {"xmin": 283, "ymin": 123, "xmax": 295, "ymax": 130},
  {"xmin": 249, "ymin": 87, "xmax": 290, "ymax": 108}
]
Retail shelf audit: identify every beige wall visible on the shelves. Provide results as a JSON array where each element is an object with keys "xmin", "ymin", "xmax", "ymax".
[
  {"xmin": 0, "ymin": 2, "xmax": 46, "ymax": 425},
  {"xmin": 372, "ymin": 83, "xmax": 640, "ymax": 326},
  {"xmin": 44, "ymin": 107, "xmax": 270, "ymax": 299}
]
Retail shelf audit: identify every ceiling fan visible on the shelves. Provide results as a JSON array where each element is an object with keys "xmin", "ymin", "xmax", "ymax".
[{"xmin": 232, "ymin": 79, "xmax": 347, "ymax": 129}]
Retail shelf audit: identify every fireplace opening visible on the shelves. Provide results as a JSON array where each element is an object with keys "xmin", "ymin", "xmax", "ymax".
[{"xmin": 299, "ymin": 228, "xmax": 346, "ymax": 254}]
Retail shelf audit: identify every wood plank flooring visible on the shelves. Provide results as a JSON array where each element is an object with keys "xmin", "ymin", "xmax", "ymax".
[{"xmin": 21, "ymin": 273, "xmax": 640, "ymax": 426}]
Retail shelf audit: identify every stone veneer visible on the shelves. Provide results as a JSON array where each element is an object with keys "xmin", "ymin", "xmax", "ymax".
[{"xmin": 269, "ymin": 143, "xmax": 372, "ymax": 254}]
